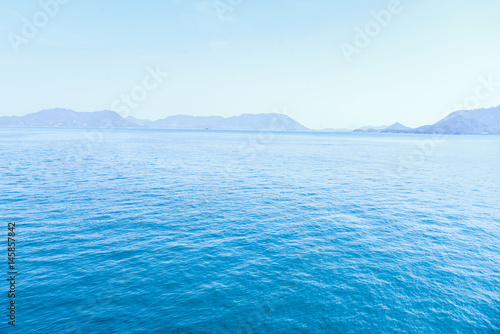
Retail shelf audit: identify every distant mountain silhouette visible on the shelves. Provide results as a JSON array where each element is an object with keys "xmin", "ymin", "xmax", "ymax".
[
  {"xmin": 0, "ymin": 109, "xmax": 136, "ymax": 127},
  {"xmin": 143, "ymin": 113, "xmax": 309, "ymax": 131},
  {"xmin": 355, "ymin": 106, "xmax": 500, "ymax": 135},
  {"xmin": 125, "ymin": 116, "xmax": 153, "ymax": 127},
  {"xmin": 411, "ymin": 107, "xmax": 500, "ymax": 135},
  {"xmin": 0, "ymin": 109, "xmax": 309, "ymax": 131},
  {"xmin": 353, "ymin": 125, "xmax": 388, "ymax": 133},
  {"xmin": 5, "ymin": 106, "xmax": 500, "ymax": 134},
  {"xmin": 381, "ymin": 122, "xmax": 412, "ymax": 133}
]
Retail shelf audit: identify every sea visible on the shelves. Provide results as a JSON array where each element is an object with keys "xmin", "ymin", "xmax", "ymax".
[{"xmin": 0, "ymin": 127, "xmax": 499, "ymax": 333}]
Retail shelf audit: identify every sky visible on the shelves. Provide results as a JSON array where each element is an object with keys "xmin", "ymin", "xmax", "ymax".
[{"xmin": 1, "ymin": 0, "xmax": 500, "ymax": 129}]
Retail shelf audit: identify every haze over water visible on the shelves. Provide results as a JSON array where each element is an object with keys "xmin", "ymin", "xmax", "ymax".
[{"xmin": 1, "ymin": 128, "xmax": 499, "ymax": 333}]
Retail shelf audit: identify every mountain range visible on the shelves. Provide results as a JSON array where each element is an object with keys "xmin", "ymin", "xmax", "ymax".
[
  {"xmin": 0, "ymin": 108, "xmax": 309, "ymax": 131},
  {"xmin": 126, "ymin": 114, "xmax": 309, "ymax": 131},
  {"xmin": 0, "ymin": 109, "xmax": 134, "ymax": 128},
  {"xmin": 2, "ymin": 106, "xmax": 500, "ymax": 134},
  {"xmin": 354, "ymin": 106, "xmax": 500, "ymax": 135}
]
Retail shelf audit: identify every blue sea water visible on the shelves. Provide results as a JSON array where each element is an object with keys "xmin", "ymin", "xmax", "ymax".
[{"xmin": 0, "ymin": 128, "xmax": 499, "ymax": 333}]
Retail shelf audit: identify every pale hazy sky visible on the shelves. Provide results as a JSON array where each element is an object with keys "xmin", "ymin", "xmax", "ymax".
[{"xmin": 1, "ymin": 0, "xmax": 500, "ymax": 129}]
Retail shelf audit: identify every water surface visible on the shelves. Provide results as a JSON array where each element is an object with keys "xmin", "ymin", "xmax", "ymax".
[{"xmin": 1, "ymin": 128, "xmax": 499, "ymax": 333}]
